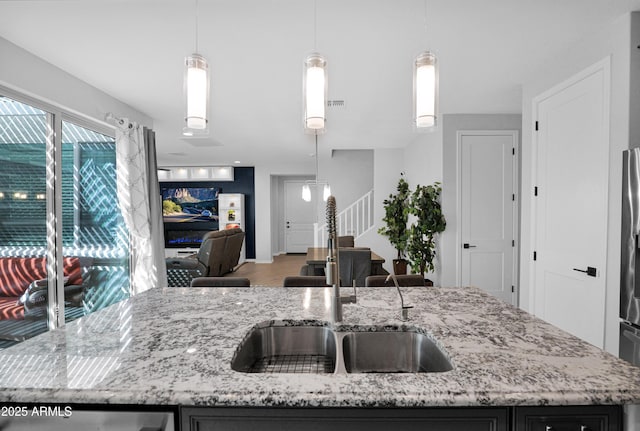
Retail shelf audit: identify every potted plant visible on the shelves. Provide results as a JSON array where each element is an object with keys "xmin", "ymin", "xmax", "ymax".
[
  {"xmin": 407, "ymin": 182, "xmax": 446, "ymax": 281},
  {"xmin": 378, "ymin": 176, "xmax": 410, "ymax": 275}
]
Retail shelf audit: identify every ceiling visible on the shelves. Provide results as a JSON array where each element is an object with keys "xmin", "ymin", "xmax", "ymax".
[{"xmin": 1, "ymin": 0, "xmax": 639, "ymax": 167}]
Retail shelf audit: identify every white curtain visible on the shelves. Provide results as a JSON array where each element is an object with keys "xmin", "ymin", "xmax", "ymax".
[
  {"xmin": 114, "ymin": 118, "xmax": 167, "ymax": 294},
  {"xmin": 144, "ymin": 128, "xmax": 167, "ymax": 288}
]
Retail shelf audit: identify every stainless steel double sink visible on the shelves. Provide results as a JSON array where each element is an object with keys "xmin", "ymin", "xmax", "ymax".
[{"xmin": 231, "ymin": 321, "xmax": 453, "ymax": 374}]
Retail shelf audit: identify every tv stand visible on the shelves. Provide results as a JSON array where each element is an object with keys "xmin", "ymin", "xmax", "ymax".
[{"xmin": 165, "ymin": 248, "xmax": 198, "ymax": 258}]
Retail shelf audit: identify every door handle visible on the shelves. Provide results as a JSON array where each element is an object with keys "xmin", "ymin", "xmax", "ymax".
[
  {"xmin": 463, "ymin": 243, "xmax": 476, "ymax": 249},
  {"xmin": 572, "ymin": 266, "xmax": 597, "ymax": 277}
]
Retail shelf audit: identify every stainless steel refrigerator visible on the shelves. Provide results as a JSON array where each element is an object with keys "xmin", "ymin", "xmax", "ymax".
[{"xmin": 620, "ymin": 148, "xmax": 640, "ymax": 366}]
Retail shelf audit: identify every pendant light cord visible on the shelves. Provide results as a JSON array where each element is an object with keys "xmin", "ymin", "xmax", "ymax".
[
  {"xmin": 195, "ymin": 0, "xmax": 199, "ymax": 53},
  {"xmin": 423, "ymin": 0, "xmax": 429, "ymax": 49},
  {"xmin": 315, "ymin": 134, "xmax": 319, "ymax": 183},
  {"xmin": 313, "ymin": 0, "xmax": 317, "ymax": 50}
]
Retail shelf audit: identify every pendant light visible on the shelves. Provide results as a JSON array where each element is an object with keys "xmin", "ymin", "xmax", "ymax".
[
  {"xmin": 301, "ymin": 134, "xmax": 330, "ymax": 202},
  {"xmin": 303, "ymin": 0, "xmax": 327, "ymax": 133},
  {"xmin": 304, "ymin": 53, "xmax": 327, "ymax": 132},
  {"xmin": 183, "ymin": 0, "xmax": 210, "ymax": 136},
  {"xmin": 413, "ymin": 0, "xmax": 438, "ymax": 130},
  {"xmin": 322, "ymin": 184, "xmax": 331, "ymax": 201},
  {"xmin": 302, "ymin": 184, "xmax": 312, "ymax": 202},
  {"xmin": 414, "ymin": 51, "xmax": 437, "ymax": 129}
]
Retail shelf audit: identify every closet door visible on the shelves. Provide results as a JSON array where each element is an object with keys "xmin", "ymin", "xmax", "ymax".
[{"xmin": 460, "ymin": 131, "xmax": 517, "ymax": 305}]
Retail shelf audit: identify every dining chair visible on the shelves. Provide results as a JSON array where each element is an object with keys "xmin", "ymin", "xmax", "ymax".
[
  {"xmin": 282, "ymin": 276, "xmax": 330, "ymax": 287},
  {"xmin": 299, "ymin": 264, "xmax": 325, "ymax": 276},
  {"xmin": 337, "ymin": 235, "xmax": 355, "ymax": 248},
  {"xmin": 364, "ymin": 275, "xmax": 425, "ymax": 287},
  {"xmin": 338, "ymin": 248, "xmax": 371, "ymax": 287},
  {"xmin": 190, "ymin": 277, "xmax": 251, "ymax": 287}
]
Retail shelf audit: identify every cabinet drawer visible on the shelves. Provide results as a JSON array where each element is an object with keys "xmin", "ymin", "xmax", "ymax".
[{"xmin": 514, "ymin": 406, "xmax": 621, "ymax": 431}]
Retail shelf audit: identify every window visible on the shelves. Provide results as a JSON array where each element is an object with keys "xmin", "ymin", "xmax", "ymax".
[
  {"xmin": 0, "ymin": 94, "xmax": 131, "ymax": 348},
  {"xmin": 61, "ymin": 120, "xmax": 130, "ymax": 312}
]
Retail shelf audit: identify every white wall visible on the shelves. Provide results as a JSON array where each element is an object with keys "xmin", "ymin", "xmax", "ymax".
[
  {"xmin": 325, "ymin": 149, "xmax": 374, "ymax": 218},
  {"xmin": 254, "ymin": 162, "xmax": 315, "ymax": 262},
  {"xmin": 404, "ymin": 129, "xmax": 443, "ymax": 188},
  {"xmin": 631, "ymin": 12, "xmax": 640, "ymax": 150},
  {"xmin": 520, "ymin": 13, "xmax": 633, "ymax": 355},
  {"xmin": 270, "ymin": 175, "xmax": 280, "ymax": 257},
  {"xmin": 363, "ymin": 148, "xmax": 406, "ymax": 274},
  {"xmin": 261, "ymin": 150, "xmax": 373, "ymax": 260},
  {"xmin": 0, "ymin": 36, "xmax": 151, "ymax": 127}
]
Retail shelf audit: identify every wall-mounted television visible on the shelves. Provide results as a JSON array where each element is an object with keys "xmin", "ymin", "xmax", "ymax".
[{"xmin": 160, "ymin": 184, "xmax": 221, "ymax": 248}]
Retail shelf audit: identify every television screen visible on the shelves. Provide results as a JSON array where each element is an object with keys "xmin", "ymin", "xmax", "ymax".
[
  {"xmin": 161, "ymin": 186, "xmax": 221, "ymax": 223},
  {"xmin": 161, "ymin": 184, "xmax": 221, "ymax": 248}
]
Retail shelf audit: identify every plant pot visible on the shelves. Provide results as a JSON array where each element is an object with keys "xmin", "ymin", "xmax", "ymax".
[{"xmin": 393, "ymin": 259, "xmax": 408, "ymax": 275}]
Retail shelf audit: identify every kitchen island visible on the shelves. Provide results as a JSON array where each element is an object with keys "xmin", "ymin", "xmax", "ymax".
[{"xmin": 0, "ymin": 286, "xmax": 639, "ymax": 430}]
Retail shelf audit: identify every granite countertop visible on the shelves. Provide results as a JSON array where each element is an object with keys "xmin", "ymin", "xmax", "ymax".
[{"xmin": 0, "ymin": 286, "xmax": 639, "ymax": 408}]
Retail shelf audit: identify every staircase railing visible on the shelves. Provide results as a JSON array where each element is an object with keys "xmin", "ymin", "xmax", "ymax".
[{"xmin": 314, "ymin": 189, "xmax": 375, "ymax": 247}]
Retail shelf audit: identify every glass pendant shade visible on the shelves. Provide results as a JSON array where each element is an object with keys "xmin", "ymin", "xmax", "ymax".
[
  {"xmin": 414, "ymin": 51, "xmax": 438, "ymax": 129},
  {"xmin": 322, "ymin": 184, "xmax": 331, "ymax": 202},
  {"xmin": 303, "ymin": 53, "xmax": 327, "ymax": 133},
  {"xmin": 301, "ymin": 183, "xmax": 330, "ymax": 202},
  {"xmin": 302, "ymin": 184, "xmax": 312, "ymax": 202},
  {"xmin": 184, "ymin": 53, "xmax": 210, "ymax": 134}
]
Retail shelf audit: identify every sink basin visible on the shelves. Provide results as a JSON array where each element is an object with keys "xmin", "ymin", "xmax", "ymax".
[
  {"xmin": 341, "ymin": 330, "xmax": 453, "ymax": 373},
  {"xmin": 231, "ymin": 323, "xmax": 337, "ymax": 373},
  {"xmin": 231, "ymin": 322, "xmax": 453, "ymax": 374}
]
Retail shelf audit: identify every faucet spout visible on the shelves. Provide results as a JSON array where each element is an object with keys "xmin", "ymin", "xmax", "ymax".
[{"xmin": 386, "ymin": 274, "xmax": 413, "ymax": 321}]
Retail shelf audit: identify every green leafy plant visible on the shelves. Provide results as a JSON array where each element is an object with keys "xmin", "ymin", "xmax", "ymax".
[
  {"xmin": 407, "ymin": 182, "xmax": 446, "ymax": 277},
  {"xmin": 378, "ymin": 177, "xmax": 410, "ymax": 265}
]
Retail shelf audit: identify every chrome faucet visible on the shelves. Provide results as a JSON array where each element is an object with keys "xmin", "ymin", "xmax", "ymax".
[
  {"xmin": 326, "ymin": 196, "xmax": 342, "ymax": 322},
  {"xmin": 386, "ymin": 274, "xmax": 414, "ymax": 321},
  {"xmin": 325, "ymin": 196, "xmax": 357, "ymax": 323}
]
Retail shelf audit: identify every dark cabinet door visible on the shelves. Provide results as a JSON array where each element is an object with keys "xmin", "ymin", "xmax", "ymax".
[
  {"xmin": 514, "ymin": 406, "xmax": 622, "ymax": 431},
  {"xmin": 181, "ymin": 407, "xmax": 509, "ymax": 431}
]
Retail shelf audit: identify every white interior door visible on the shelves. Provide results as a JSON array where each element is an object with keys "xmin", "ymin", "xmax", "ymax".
[
  {"xmin": 460, "ymin": 131, "xmax": 517, "ymax": 305},
  {"xmin": 284, "ymin": 181, "xmax": 315, "ymax": 253},
  {"xmin": 533, "ymin": 59, "xmax": 609, "ymax": 348}
]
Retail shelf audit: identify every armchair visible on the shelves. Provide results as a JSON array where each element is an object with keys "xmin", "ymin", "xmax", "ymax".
[{"xmin": 166, "ymin": 228, "xmax": 245, "ymax": 287}]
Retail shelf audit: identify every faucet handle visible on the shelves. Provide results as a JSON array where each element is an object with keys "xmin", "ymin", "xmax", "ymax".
[
  {"xmin": 326, "ymin": 258, "xmax": 336, "ymax": 285},
  {"xmin": 401, "ymin": 305, "xmax": 413, "ymax": 321}
]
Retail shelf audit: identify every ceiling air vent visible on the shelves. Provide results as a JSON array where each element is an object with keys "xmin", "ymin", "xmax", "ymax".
[{"xmin": 327, "ymin": 100, "xmax": 345, "ymax": 108}]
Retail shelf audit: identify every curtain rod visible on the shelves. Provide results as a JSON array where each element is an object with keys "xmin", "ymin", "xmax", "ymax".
[{"xmin": 105, "ymin": 112, "xmax": 135, "ymax": 129}]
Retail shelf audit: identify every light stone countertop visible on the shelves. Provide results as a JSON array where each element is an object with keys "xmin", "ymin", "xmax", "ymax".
[{"xmin": 0, "ymin": 286, "xmax": 639, "ymax": 408}]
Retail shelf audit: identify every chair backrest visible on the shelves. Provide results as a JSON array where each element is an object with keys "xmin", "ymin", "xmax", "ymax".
[
  {"xmin": 364, "ymin": 275, "xmax": 426, "ymax": 287},
  {"xmin": 299, "ymin": 264, "xmax": 325, "ymax": 276},
  {"xmin": 205, "ymin": 235, "xmax": 228, "ymax": 276},
  {"xmin": 196, "ymin": 230, "xmax": 225, "ymax": 267},
  {"xmin": 282, "ymin": 276, "xmax": 330, "ymax": 287},
  {"xmin": 338, "ymin": 249, "xmax": 371, "ymax": 287},
  {"xmin": 190, "ymin": 277, "xmax": 250, "ymax": 287},
  {"xmin": 221, "ymin": 229, "xmax": 245, "ymax": 274},
  {"xmin": 337, "ymin": 235, "xmax": 355, "ymax": 248}
]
